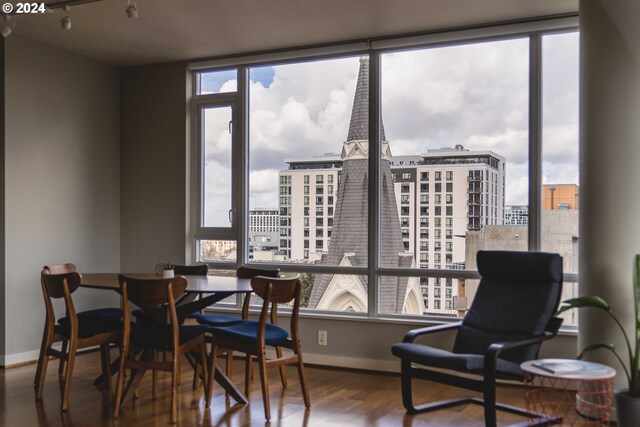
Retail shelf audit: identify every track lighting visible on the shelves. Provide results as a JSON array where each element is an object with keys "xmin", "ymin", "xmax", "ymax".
[
  {"xmin": 1, "ymin": 14, "xmax": 13, "ymax": 38},
  {"xmin": 61, "ymin": 16, "xmax": 71, "ymax": 30},
  {"xmin": 61, "ymin": 5, "xmax": 71, "ymax": 30},
  {"xmin": 126, "ymin": 0, "xmax": 138, "ymax": 18}
]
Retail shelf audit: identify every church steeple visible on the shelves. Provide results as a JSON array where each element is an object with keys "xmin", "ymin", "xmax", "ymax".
[
  {"xmin": 309, "ymin": 56, "xmax": 412, "ymax": 314},
  {"xmin": 341, "ymin": 56, "xmax": 391, "ymax": 161}
]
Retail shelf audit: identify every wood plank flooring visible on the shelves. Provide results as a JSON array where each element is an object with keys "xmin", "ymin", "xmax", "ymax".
[{"xmin": 0, "ymin": 351, "xmax": 531, "ymax": 426}]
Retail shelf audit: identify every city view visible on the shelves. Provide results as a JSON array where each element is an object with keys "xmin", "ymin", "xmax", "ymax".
[{"xmin": 199, "ymin": 32, "xmax": 579, "ymax": 320}]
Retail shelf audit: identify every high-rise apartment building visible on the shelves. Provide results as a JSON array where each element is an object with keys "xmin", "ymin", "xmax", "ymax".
[{"xmin": 249, "ymin": 208, "xmax": 280, "ymax": 260}]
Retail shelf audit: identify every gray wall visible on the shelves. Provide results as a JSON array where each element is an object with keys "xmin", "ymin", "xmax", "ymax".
[
  {"xmin": 2, "ymin": 35, "xmax": 120, "ymax": 364},
  {"xmin": 120, "ymin": 62, "xmax": 189, "ymax": 272},
  {"xmin": 0, "ymin": 37, "xmax": 5, "ymax": 357}
]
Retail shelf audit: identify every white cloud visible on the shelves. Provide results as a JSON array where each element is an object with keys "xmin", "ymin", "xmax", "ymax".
[{"xmin": 202, "ymin": 35, "xmax": 579, "ymax": 209}]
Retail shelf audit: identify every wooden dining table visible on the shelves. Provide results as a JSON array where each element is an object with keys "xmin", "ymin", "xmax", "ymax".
[{"xmin": 80, "ymin": 273, "xmax": 253, "ymax": 405}]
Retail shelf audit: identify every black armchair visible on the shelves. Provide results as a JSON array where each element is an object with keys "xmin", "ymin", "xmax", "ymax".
[{"xmin": 392, "ymin": 251, "xmax": 564, "ymax": 427}]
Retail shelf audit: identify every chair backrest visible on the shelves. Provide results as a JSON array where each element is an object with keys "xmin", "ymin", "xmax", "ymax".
[
  {"xmin": 237, "ymin": 266, "xmax": 279, "ymax": 279},
  {"xmin": 40, "ymin": 270, "xmax": 82, "ymax": 333},
  {"xmin": 237, "ymin": 267, "xmax": 280, "ymax": 317},
  {"xmin": 153, "ymin": 263, "xmax": 208, "ymax": 276},
  {"xmin": 251, "ymin": 275, "xmax": 302, "ymax": 343},
  {"xmin": 118, "ymin": 275, "xmax": 187, "ymax": 332},
  {"xmin": 43, "ymin": 263, "xmax": 77, "ymax": 274},
  {"xmin": 453, "ymin": 250, "xmax": 563, "ymax": 363}
]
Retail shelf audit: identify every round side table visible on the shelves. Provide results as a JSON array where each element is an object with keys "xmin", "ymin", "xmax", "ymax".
[{"xmin": 521, "ymin": 359, "xmax": 616, "ymax": 426}]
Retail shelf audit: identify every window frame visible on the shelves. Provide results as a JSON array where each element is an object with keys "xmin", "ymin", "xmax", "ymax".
[{"xmin": 189, "ymin": 16, "xmax": 580, "ymax": 325}]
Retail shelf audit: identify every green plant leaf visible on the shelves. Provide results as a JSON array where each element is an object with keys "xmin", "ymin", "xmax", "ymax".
[
  {"xmin": 556, "ymin": 296, "xmax": 610, "ymax": 316},
  {"xmin": 577, "ymin": 342, "xmax": 615, "ymax": 359}
]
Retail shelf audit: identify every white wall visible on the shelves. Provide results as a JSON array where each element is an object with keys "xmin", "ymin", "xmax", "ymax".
[{"xmin": 2, "ymin": 35, "xmax": 121, "ymax": 365}]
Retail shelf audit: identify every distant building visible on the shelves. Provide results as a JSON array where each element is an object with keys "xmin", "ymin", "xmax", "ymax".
[
  {"xmin": 504, "ymin": 204, "xmax": 529, "ymax": 225},
  {"xmin": 543, "ymin": 184, "xmax": 579, "ymax": 210},
  {"xmin": 464, "ymin": 208, "xmax": 579, "ymax": 323},
  {"xmin": 249, "ymin": 208, "xmax": 280, "ymax": 261}
]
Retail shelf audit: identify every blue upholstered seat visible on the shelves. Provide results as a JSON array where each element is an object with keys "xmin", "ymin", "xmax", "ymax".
[
  {"xmin": 209, "ymin": 321, "xmax": 289, "ymax": 346},
  {"xmin": 191, "ymin": 312, "xmax": 244, "ymax": 327},
  {"xmin": 131, "ymin": 323, "xmax": 209, "ymax": 349},
  {"xmin": 58, "ymin": 308, "xmax": 123, "ymax": 339}
]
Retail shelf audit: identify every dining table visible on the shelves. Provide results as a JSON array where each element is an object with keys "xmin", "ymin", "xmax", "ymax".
[{"xmin": 80, "ymin": 273, "xmax": 253, "ymax": 405}]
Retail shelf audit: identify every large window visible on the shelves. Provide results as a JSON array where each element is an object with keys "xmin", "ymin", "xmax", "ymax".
[{"xmin": 191, "ymin": 21, "xmax": 579, "ymax": 323}]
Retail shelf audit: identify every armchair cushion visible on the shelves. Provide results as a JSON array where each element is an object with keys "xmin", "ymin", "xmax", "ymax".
[
  {"xmin": 391, "ymin": 342, "xmax": 523, "ymax": 381},
  {"xmin": 209, "ymin": 320, "xmax": 289, "ymax": 346},
  {"xmin": 58, "ymin": 308, "xmax": 123, "ymax": 339}
]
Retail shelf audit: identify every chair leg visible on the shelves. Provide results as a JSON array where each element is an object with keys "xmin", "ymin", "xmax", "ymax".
[
  {"xmin": 100, "ymin": 344, "xmax": 112, "ymax": 390},
  {"xmin": 244, "ymin": 356, "xmax": 252, "ymax": 397},
  {"xmin": 224, "ymin": 350, "xmax": 233, "ymax": 399},
  {"xmin": 483, "ymin": 377, "xmax": 498, "ymax": 427},
  {"xmin": 192, "ymin": 358, "xmax": 200, "ymax": 390},
  {"xmin": 198, "ymin": 342, "xmax": 209, "ymax": 392},
  {"xmin": 61, "ymin": 340, "xmax": 77, "ymax": 411},
  {"xmin": 171, "ymin": 352, "xmax": 179, "ymax": 424},
  {"xmin": 257, "ymin": 353, "xmax": 271, "ymax": 421},
  {"xmin": 205, "ymin": 345, "xmax": 218, "ymax": 408},
  {"xmin": 58, "ymin": 340, "xmax": 68, "ymax": 377},
  {"xmin": 152, "ymin": 351, "xmax": 158, "ymax": 400},
  {"xmin": 113, "ymin": 346, "xmax": 128, "ymax": 419},
  {"xmin": 296, "ymin": 354, "xmax": 310, "ymax": 408},
  {"xmin": 275, "ymin": 346, "xmax": 288, "ymax": 388},
  {"xmin": 35, "ymin": 342, "xmax": 51, "ymax": 401},
  {"xmin": 34, "ymin": 325, "xmax": 51, "ymax": 394},
  {"xmin": 400, "ymin": 359, "xmax": 417, "ymax": 413}
]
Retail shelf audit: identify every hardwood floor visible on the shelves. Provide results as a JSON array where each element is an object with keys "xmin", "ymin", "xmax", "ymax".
[{"xmin": 0, "ymin": 351, "xmax": 531, "ymax": 426}]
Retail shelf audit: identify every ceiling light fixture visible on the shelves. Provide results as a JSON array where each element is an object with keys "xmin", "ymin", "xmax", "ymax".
[
  {"xmin": 1, "ymin": 14, "xmax": 14, "ymax": 37},
  {"xmin": 60, "ymin": 5, "xmax": 71, "ymax": 30},
  {"xmin": 125, "ymin": 0, "xmax": 138, "ymax": 19}
]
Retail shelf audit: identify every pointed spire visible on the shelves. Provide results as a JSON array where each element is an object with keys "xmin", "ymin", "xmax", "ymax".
[{"xmin": 346, "ymin": 56, "xmax": 386, "ymax": 142}]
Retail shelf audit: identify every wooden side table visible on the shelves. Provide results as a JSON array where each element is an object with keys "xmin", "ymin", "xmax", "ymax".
[{"xmin": 521, "ymin": 359, "xmax": 616, "ymax": 426}]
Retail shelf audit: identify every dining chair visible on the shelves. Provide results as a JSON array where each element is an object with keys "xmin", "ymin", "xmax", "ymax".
[
  {"xmin": 204, "ymin": 274, "xmax": 310, "ymax": 420},
  {"xmin": 192, "ymin": 266, "xmax": 280, "ymax": 388},
  {"xmin": 391, "ymin": 251, "xmax": 564, "ymax": 427},
  {"xmin": 34, "ymin": 267, "xmax": 123, "ymax": 410},
  {"xmin": 113, "ymin": 275, "xmax": 209, "ymax": 424}
]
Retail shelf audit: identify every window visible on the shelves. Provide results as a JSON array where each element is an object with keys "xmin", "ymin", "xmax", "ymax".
[{"xmin": 193, "ymin": 24, "xmax": 577, "ymax": 321}]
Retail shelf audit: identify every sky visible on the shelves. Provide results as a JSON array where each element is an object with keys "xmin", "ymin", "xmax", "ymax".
[{"xmin": 201, "ymin": 32, "xmax": 579, "ymax": 222}]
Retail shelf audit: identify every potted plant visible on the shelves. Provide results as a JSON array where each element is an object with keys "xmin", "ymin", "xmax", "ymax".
[
  {"xmin": 161, "ymin": 262, "xmax": 174, "ymax": 278},
  {"xmin": 556, "ymin": 254, "xmax": 640, "ymax": 426}
]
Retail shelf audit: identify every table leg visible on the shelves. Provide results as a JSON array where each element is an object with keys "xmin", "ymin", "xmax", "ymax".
[{"xmin": 214, "ymin": 365, "xmax": 247, "ymax": 404}]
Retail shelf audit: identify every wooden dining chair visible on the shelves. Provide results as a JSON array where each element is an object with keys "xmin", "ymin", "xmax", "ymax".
[
  {"xmin": 192, "ymin": 267, "xmax": 279, "ymax": 389},
  {"xmin": 113, "ymin": 275, "xmax": 209, "ymax": 424},
  {"xmin": 34, "ymin": 267, "xmax": 122, "ymax": 410},
  {"xmin": 204, "ymin": 275, "xmax": 310, "ymax": 420}
]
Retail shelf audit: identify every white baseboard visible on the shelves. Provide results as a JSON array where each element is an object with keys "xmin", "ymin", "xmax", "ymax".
[
  {"xmin": 1, "ymin": 347, "xmax": 400, "ymax": 374},
  {"xmin": 1, "ymin": 349, "xmax": 41, "ymax": 367},
  {"xmin": 302, "ymin": 352, "xmax": 400, "ymax": 373}
]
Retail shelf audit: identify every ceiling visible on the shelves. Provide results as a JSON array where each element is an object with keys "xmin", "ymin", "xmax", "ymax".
[{"xmin": 11, "ymin": 0, "xmax": 578, "ymax": 67}]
